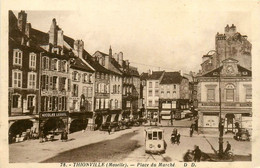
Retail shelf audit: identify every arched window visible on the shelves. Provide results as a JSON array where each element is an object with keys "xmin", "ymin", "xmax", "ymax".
[{"xmin": 225, "ymin": 84, "xmax": 235, "ymax": 102}]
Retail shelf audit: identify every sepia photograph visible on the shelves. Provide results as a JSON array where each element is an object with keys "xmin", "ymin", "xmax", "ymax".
[{"xmin": 1, "ymin": 0, "xmax": 260, "ymax": 168}]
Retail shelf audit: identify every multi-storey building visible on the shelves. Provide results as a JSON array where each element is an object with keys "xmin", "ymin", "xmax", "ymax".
[
  {"xmin": 140, "ymin": 72, "xmax": 149, "ymax": 117},
  {"xmin": 159, "ymin": 72, "xmax": 190, "ymax": 121},
  {"xmin": 92, "ymin": 47, "xmax": 123, "ymax": 125},
  {"xmin": 145, "ymin": 71, "xmax": 165, "ymax": 119},
  {"xmin": 68, "ymin": 40, "xmax": 95, "ymax": 133},
  {"xmin": 122, "ymin": 59, "xmax": 140, "ymax": 119},
  {"xmin": 35, "ymin": 18, "xmax": 71, "ymax": 134},
  {"xmin": 197, "ymin": 25, "xmax": 252, "ymax": 134},
  {"xmin": 8, "ymin": 11, "xmax": 43, "ymax": 143}
]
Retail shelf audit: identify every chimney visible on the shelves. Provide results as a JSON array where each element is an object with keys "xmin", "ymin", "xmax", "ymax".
[
  {"xmin": 113, "ymin": 53, "xmax": 117, "ymax": 60},
  {"xmin": 74, "ymin": 40, "xmax": 84, "ymax": 59},
  {"xmin": 25, "ymin": 23, "xmax": 31, "ymax": 37},
  {"xmin": 109, "ymin": 46, "xmax": 112, "ymax": 57},
  {"xmin": 125, "ymin": 60, "xmax": 129, "ymax": 68},
  {"xmin": 49, "ymin": 18, "xmax": 57, "ymax": 45},
  {"xmin": 118, "ymin": 52, "xmax": 123, "ymax": 66},
  {"xmin": 57, "ymin": 29, "xmax": 64, "ymax": 47},
  {"xmin": 18, "ymin": 11, "xmax": 27, "ymax": 33},
  {"xmin": 104, "ymin": 55, "xmax": 110, "ymax": 69},
  {"xmin": 148, "ymin": 69, "xmax": 152, "ymax": 75},
  {"xmin": 179, "ymin": 70, "xmax": 182, "ymax": 76}
]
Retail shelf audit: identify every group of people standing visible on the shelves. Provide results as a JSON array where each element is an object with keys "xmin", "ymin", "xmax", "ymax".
[{"xmin": 183, "ymin": 145, "xmax": 202, "ymax": 162}]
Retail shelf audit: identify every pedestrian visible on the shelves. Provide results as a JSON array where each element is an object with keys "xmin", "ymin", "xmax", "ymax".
[
  {"xmin": 61, "ymin": 131, "xmax": 64, "ymax": 142},
  {"xmin": 183, "ymin": 150, "xmax": 193, "ymax": 162},
  {"xmin": 190, "ymin": 126, "xmax": 193, "ymax": 137},
  {"xmin": 39, "ymin": 131, "xmax": 43, "ymax": 143},
  {"xmin": 177, "ymin": 132, "xmax": 181, "ymax": 145},
  {"xmin": 108, "ymin": 125, "xmax": 111, "ymax": 135},
  {"xmin": 193, "ymin": 145, "xmax": 202, "ymax": 162},
  {"xmin": 64, "ymin": 130, "xmax": 68, "ymax": 141},
  {"xmin": 224, "ymin": 141, "xmax": 231, "ymax": 154}
]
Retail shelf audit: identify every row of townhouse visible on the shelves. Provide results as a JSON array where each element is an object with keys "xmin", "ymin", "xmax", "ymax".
[
  {"xmin": 197, "ymin": 24, "xmax": 252, "ymax": 134},
  {"xmin": 8, "ymin": 10, "xmax": 141, "ymax": 143},
  {"xmin": 140, "ymin": 70, "xmax": 190, "ymax": 122}
]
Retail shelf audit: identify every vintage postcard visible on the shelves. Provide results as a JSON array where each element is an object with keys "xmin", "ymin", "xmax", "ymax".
[{"xmin": 1, "ymin": 0, "xmax": 260, "ymax": 168}]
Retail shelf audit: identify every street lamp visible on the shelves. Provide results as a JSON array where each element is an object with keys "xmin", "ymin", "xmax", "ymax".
[{"xmin": 206, "ymin": 50, "xmax": 224, "ymax": 158}]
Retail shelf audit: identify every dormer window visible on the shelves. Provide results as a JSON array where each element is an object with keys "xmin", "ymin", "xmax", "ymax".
[
  {"xmin": 13, "ymin": 49, "xmax": 23, "ymax": 66},
  {"xmin": 242, "ymin": 71, "xmax": 248, "ymax": 75},
  {"xmin": 213, "ymin": 72, "xmax": 218, "ymax": 76}
]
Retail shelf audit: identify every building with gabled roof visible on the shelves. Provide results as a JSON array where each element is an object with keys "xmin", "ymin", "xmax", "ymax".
[
  {"xmin": 197, "ymin": 52, "xmax": 252, "ymax": 135},
  {"xmin": 8, "ymin": 10, "xmax": 44, "ymax": 143},
  {"xmin": 159, "ymin": 72, "xmax": 190, "ymax": 122}
]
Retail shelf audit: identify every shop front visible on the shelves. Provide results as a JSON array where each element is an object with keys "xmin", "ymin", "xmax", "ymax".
[
  {"xmin": 39, "ymin": 112, "xmax": 69, "ymax": 135},
  {"xmin": 69, "ymin": 112, "xmax": 93, "ymax": 133}
]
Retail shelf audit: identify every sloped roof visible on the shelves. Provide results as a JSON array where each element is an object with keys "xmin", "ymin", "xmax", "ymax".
[
  {"xmin": 140, "ymin": 73, "xmax": 149, "ymax": 80},
  {"xmin": 147, "ymin": 71, "xmax": 164, "ymax": 80},
  {"xmin": 129, "ymin": 66, "xmax": 139, "ymax": 77},
  {"xmin": 82, "ymin": 50, "xmax": 111, "ymax": 73},
  {"xmin": 202, "ymin": 65, "xmax": 251, "ymax": 77},
  {"xmin": 9, "ymin": 11, "xmax": 45, "ymax": 52},
  {"xmin": 160, "ymin": 72, "xmax": 182, "ymax": 84},
  {"xmin": 70, "ymin": 56, "xmax": 94, "ymax": 72}
]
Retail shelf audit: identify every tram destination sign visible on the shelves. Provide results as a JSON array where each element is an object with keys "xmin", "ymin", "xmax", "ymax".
[{"xmin": 40, "ymin": 112, "xmax": 69, "ymax": 118}]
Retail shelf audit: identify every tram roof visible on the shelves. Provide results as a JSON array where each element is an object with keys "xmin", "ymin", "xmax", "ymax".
[{"xmin": 145, "ymin": 127, "xmax": 164, "ymax": 132}]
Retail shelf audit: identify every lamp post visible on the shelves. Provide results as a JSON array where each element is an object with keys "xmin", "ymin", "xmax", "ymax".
[{"xmin": 206, "ymin": 50, "xmax": 223, "ymax": 158}]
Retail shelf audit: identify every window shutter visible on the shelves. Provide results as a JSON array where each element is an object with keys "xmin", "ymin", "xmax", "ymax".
[{"xmin": 49, "ymin": 76, "xmax": 52, "ymax": 90}]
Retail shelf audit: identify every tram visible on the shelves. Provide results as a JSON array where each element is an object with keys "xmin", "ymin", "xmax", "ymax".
[{"xmin": 145, "ymin": 127, "xmax": 166, "ymax": 154}]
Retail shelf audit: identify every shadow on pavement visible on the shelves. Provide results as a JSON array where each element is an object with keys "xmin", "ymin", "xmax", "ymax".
[{"xmin": 41, "ymin": 131, "xmax": 140, "ymax": 163}]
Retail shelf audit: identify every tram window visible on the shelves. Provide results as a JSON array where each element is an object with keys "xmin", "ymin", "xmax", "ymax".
[
  {"xmin": 153, "ymin": 132, "xmax": 157, "ymax": 140},
  {"xmin": 158, "ymin": 132, "xmax": 162, "ymax": 140},
  {"xmin": 148, "ymin": 133, "xmax": 152, "ymax": 140}
]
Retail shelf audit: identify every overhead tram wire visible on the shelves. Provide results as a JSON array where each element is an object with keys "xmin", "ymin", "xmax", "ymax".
[{"xmin": 129, "ymin": 61, "xmax": 179, "ymax": 72}]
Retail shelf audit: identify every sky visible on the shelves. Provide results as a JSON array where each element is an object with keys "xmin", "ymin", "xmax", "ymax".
[{"xmin": 12, "ymin": 1, "xmax": 253, "ymax": 74}]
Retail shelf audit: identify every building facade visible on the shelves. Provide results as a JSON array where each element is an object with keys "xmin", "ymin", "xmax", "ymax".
[
  {"xmin": 145, "ymin": 71, "xmax": 165, "ymax": 120},
  {"xmin": 8, "ymin": 11, "xmax": 43, "ymax": 143},
  {"xmin": 68, "ymin": 40, "xmax": 95, "ymax": 133},
  {"xmin": 159, "ymin": 72, "xmax": 190, "ymax": 122},
  {"xmin": 197, "ymin": 25, "xmax": 252, "ymax": 134}
]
